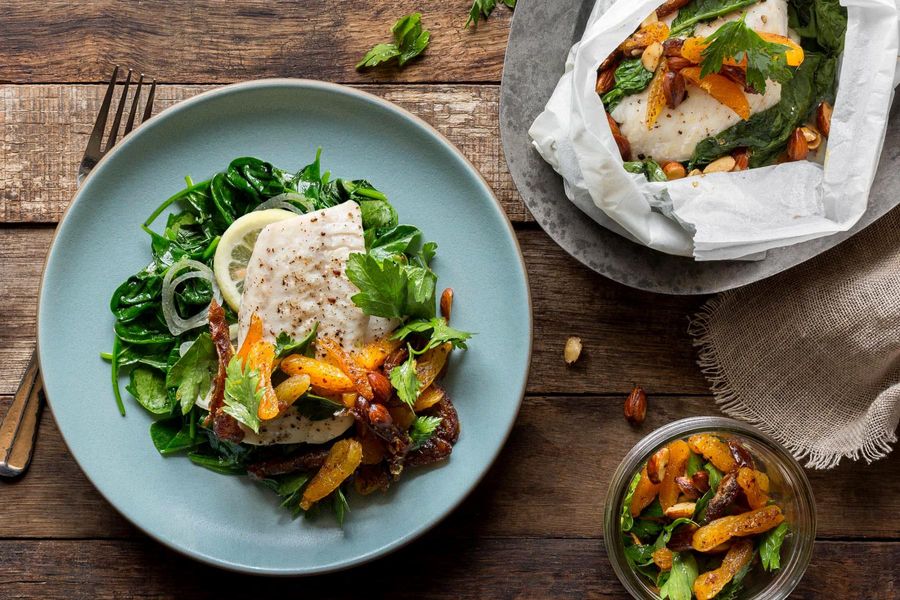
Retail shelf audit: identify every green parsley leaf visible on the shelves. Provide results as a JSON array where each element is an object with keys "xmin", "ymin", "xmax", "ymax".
[
  {"xmin": 760, "ymin": 522, "xmax": 790, "ymax": 571},
  {"xmin": 166, "ymin": 333, "xmax": 217, "ymax": 414},
  {"xmin": 409, "ymin": 415, "xmax": 443, "ymax": 449},
  {"xmin": 346, "ymin": 252, "xmax": 409, "ymax": 319},
  {"xmin": 389, "ymin": 348, "xmax": 420, "ymax": 410},
  {"xmin": 346, "ymin": 252, "xmax": 438, "ymax": 320},
  {"xmin": 126, "ymin": 366, "xmax": 171, "ymax": 415},
  {"xmin": 658, "ymin": 552, "xmax": 699, "ymax": 600},
  {"xmin": 700, "ymin": 15, "xmax": 793, "ymax": 94},
  {"xmin": 221, "ymin": 356, "xmax": 263, "ymax": 433},
  {"xmin": 357, "ymin": 13, "xmax": 430, "ymax": 70},
  {"xmin": 466, "ymin": 0, "xmax": 516, "ymax": 28},
  {"xmin": 274, "ymin": 323, "xmax": 318, "ymax": 358},
  {"xmin": 392, "ymin": 317, "xmax": 474, "ymax": 352}
]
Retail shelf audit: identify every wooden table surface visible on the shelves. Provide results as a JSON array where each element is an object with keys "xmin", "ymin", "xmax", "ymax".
[{"xmin": 1, "ymin": 2, "xmax": 897, "ymax": 598}]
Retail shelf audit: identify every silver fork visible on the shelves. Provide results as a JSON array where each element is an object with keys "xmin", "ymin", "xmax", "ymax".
[{"xmin": 0, "ymin": 66, "xmax": 156, "ymax": 477}]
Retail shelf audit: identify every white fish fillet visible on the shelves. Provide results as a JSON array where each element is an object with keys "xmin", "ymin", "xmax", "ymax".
[
  {"xmin": 613, "ymin": 0, "xmax": 791, "ymax": 163},
  {"xmin": 230, "ymin": 200, "xmax": 398, "ymax": 445}
]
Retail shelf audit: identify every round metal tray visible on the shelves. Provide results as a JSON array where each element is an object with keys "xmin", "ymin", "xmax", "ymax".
[{"xmin": 500, "ymin": 0, "xmax": 899, "ymax": 294}]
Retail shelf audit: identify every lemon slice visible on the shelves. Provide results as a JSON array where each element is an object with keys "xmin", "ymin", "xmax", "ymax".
[{"xmin": 213, "ymin": 209, "xmax": 298, "ymax": 311}]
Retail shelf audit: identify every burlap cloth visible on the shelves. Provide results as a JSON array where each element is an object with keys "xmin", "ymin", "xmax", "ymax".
[{"xmin": 689, "ymin": 208, "xmax": 900, "ymax": 469}]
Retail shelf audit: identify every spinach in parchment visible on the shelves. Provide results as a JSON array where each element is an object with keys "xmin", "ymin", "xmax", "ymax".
[
  {"xmin": 689, "ymin": 0, "xmax": 847, "ymax": 168},
  {"xmin": 669, "ymin": 0, "xmax": 760, "ymax": 37},
  {"xmin": 602, "ymin": 59, "xmax": 656, "ymax": 112}
]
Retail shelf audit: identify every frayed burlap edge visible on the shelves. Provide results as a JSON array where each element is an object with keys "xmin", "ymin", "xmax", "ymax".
[{"xmin": 689, "ymin": 293, "xmax": 898, "ymax": 469}]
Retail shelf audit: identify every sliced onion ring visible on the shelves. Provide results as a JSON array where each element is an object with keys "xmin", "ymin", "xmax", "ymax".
[{"xmin": 161, "ymin": 258, "xmax": 222, "ymax": 336}]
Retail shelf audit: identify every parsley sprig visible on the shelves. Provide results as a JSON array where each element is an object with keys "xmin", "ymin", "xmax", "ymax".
[
  {"xmin": 466, "ymin": 0, "xmax": 516, "ymax": 29},
  {"xmin": 700, "ymin": 15, "xmax": 793, "ymax": 93},
  {"xmin": 357, "ymin": 13, "xmax": 431, "ymax": 70}
]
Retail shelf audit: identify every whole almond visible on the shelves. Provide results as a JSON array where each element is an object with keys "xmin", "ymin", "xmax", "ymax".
[
  {"xmin": 733, "ymin": 149, "xmax": 750, "ymax": 171},
  {"xmin": 656, "ymin": 0, "xmax": 691, "ymax": 18},
  {"xmin": 614, "ymin": 134, "xmax": 632, "ymax": 161},
  {"xmin": 801, "ymin": 125, "xmax": 822, "ymax": 150},
  {"xmin": 665, "ymin": 56, "xmax": 692, "ymax": 72},
  {"xmin": 596, "ymin": 68, "xmax": 616, "ymax": 95},
  {"xmin": 703, "ymin": 156, "xmax": 736, "ymax": 174},
  {"xmin": 691, "ymin": 470, "xmax": 710, "ymax": 493},
  {"xmin": 599, "ymin": 51, "xmax": 621, "ymax": 73},
  {"xmin": 606, "ymin": 112, "xmax": 623, "ymax": 137},
  {"xmin": 817, "ymin": 101, "xmax": 833, "ymax": 138},
  {"xmin": 624, "ymin": 386, "xmax": 647, "ymax": 425},
  {"xmin": 440, "ymin": 288, "xmax": 454, "ymax": 322},
  {"xmin": 664, "ymin": 502, "xmax": 697, "ymax": 520},
  {"xmin": 675, "ymin": 476, "xmax": 701, "ymax": 499},
  {"xmin": 787, "ymin": 127, "xmax": 809, "ymax": 161},
  {"xmin": 663, "ymin": 71, "xmax": 686, "ymax": 109},
  {"xmin": 662, "ymin": 38, "xmax": 685, "ymax": 57},
  {"xmin": 647, "ymin": 447, "xmax": 670, "ymax": 484},
  {"xmin": 367, "ymin": 371, "xmax": 393, "ymax": 404}
]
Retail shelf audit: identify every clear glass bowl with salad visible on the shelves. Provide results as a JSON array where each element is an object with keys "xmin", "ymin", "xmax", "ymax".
[{"xmin": 603, "ymin": 417, "xmax": 815, "ymax": 600}]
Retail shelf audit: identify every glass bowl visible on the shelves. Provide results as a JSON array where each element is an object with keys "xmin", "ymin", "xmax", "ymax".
[{"xmin": 603, "ymin": 417, "xmax": 816, "ymax": 600}]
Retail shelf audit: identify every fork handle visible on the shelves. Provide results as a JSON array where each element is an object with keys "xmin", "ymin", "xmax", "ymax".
[{"xmin": 0, "ymin": 350, "xmax": 44, "ymax": 477}]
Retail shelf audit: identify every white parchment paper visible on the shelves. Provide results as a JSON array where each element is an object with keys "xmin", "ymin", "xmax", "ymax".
[{"xmin": 530, "ymin": 0, "xmax": 900, "ymax": 260}]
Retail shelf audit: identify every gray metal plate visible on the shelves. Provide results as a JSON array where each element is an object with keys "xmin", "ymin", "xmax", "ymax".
[{"xmin": 500, "ymin": 0, "xmax": 899, "ymax": 295}]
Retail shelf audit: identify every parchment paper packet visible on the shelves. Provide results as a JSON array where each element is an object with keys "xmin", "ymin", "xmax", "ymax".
[{"xmin": 530, "ymin": 0, "xmax": 900, "ymax": 260}]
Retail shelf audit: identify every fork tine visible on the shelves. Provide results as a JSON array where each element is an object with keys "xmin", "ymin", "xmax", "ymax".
[
  {"xmin": 105, "ymin": 69, "xmax": 132, "ymax": 150},
  {"xmin": 84, "ymin": 66, "xmax": 119, "ymax": 158},
  {"xmin": 123, "ymin": 74, "xmax": 144, "ymax": 136},
  {"xmin": 142, "ymin": 79, "xmax": 157, "ymax": 124}
]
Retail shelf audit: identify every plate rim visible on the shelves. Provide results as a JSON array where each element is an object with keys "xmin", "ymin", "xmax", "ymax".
[{"xmin": 36, "ymin": 78, "xmax": 533, "ymax": 575}]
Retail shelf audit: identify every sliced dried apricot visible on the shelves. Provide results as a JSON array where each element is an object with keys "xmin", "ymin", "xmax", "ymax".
[
  {"xmin": 693, "ymin": 539, "xmax": 754, "ymax": 600},
  {"xmin": 620, "ymin": 21, "xmax": 670, "ymax": 56},
  {"xmin": 300, "ymin": 438, "xmax": 363, "ymax": 510},
  {"xmin": 416, "ymin": 343, "xmax": 452, "ymax": 390},
  {"xmin": 681, "ymin": 67, "xmax": 750, "ymax": 120},
  {"xmin": 645, "ymin": 59, "xmax": 670, "ymax": 130},
  {"xmin": 318, "ymin": 337, "xmax": 374, "ymax": 400},
  {"xmin": 274, "ymin": 374, "xmax": 311, "ymax": 410},
  {"xmin": 630, "ymin": 466, "xmax": 661, "ymax": 517},
  {"xmin": 353, "ymin": 337, "xmax": 402, "ymax": 371},
  {"xmin": 281, "ymin": 354, "xmax": 356, "ymax": 395},
  {"xmin": 737, "ymin": 467, "xmax": 771, "ymax": 510},
  {"xmin": 414, "ymin": 384, "xmax": 446, "ymax": 412},
  {"xmin": 688, "ymin": 433, "xmax": 737, "ymax": 472},
  {"xmin": 653, "ymin": 547, "xmax": 674, "ymax": 571},
  {"xmin": 660, "ymin": 439, "xmax": 691, "ymax": 511},
  {"xmin": 693, "ymin": 505, "xmax": 785, "ymax": 552},
  {"xmin": 681, "ymin": 33, "xmax": 803, "ymax": 67}
]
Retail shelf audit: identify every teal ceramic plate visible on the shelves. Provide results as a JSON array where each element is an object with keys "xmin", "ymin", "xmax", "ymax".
[{"xmin": 37, "ymin": 80, "xmax": 531, "ymax": 575}]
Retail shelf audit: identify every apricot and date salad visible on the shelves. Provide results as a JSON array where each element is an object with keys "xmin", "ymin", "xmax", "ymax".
[{"xmin": 620, "ymin": 433, "xmax": 790, "ymax": 600}]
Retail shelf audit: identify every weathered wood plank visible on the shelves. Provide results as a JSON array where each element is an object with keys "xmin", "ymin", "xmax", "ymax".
[
  {"xmin": 0, "ymin": 84, "xmax": 527, "ymax": 223},
  {"xmin": 0, "ymin": 538, "xmax": 894, "ymax": 598},
  {"xmin": 2, "ymin": 394, "xmax": 897, "ymax": 539},
  {"xmin": 0, "ymin": 226, "xmax": 708, "ymax": 396},
  {"xmin": 0, "ymin": 1, "xmax": 511, "ymax": 84}
]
